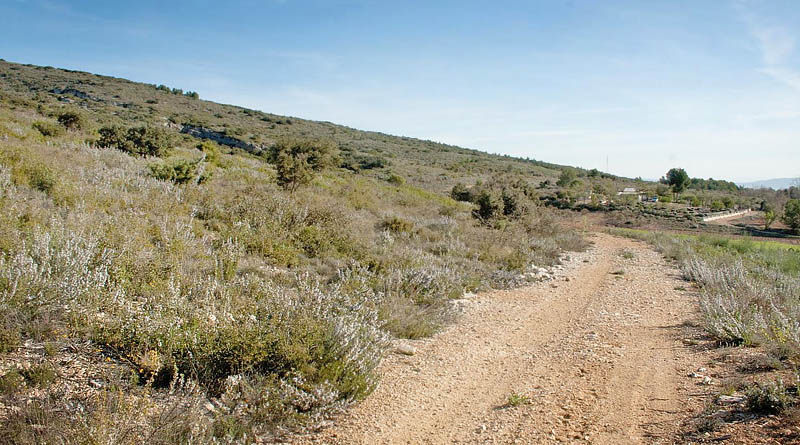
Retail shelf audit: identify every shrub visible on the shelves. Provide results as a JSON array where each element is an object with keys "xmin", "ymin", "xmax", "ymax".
[
  {"xmin": 32, "ymin": 121, "xmax": 64, "ymax": 137},
  {"xmin": 57, "ymin": 111, "xmax": 86, "ymax": 131},
  {"xmin": 784, "ymin": 199, "xmax": 800, "ymax": 234},
  {"xmin": 505, "ymin": 392, "xmax": 531, "ymax": 407},
  {"xmin": 387, "ymin": 173, "xmax": 405, "ymax": 186},
  {"xmin": 746, "ymin": 380, "xmax": 792, "ymax": 413},
  {"xmin": 0, "ymin": 369, "xmax": 24, "ymax": 395},
  {"xmin": 450, "ymin": 183, "xmax": 472, "ymax": 202},
  {"xmin": 23, "ymin": 162, "xmax": 57, "ymax": 193},
  {"xmin": 0, "ymin": 327, "xmax": 20, "ymax": 354},
  {"xmin": 197, "ymin": 140, "xmax": 222, "ymax": 166},
  {"xmin": 501, "ymin": 188, "xmax": 522, "ymax": 217},
  {"xmin": 375, "ymin": 264, "xmax": 462, "ymax": 338},
  {"xmin": 381, "ymin": 216, "xmax": 413, "ymax": 233},
  {"xmin": 148, "ymin": 158, "xmax": 205, "ymax": 184},
  {"xmin": 472, "ymin": 190, "xmax": 501, "ymax": 221},
  {"xmin": 20, "ymin": 363, "xmax": 57, "ymax": 388},
  {"xmin": 341, "ymin": 153, "xmax": 388, "ymax": 172},
  {"xmin": 556, "ymin": 169, "xmax": 578, "ymax": 188},
  {"xmin": 98, "ymin": 125, "xmax": 174, "ymax": 157},
  {"xmin": 294, "ymin": 225, "xmax": 330, "ymax": 257},
  {"xmin": 268, "ymin": 138, "xmax": 338, "ymax": 192}
]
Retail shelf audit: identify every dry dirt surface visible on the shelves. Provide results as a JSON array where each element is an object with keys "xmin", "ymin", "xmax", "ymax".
[{"xmin": 297, "ymin": 233, "xmax": 702, "ymax": 444}]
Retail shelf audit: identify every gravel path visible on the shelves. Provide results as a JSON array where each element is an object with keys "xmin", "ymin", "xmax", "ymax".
[{"xmin": 297, "ymin": 233, "xmax": 699, "ymax": 444}]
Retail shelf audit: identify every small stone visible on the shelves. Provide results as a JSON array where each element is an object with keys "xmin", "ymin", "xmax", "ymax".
[
  {"xmin": 702, "ymin": 376, "xmax": 712, "ymax": 385},
  {"xmin": 396, "ymin": 343, "xmax": 416, "ymax": 356},
  {"xmin": 718, "ymin": 395, "xmax": 745, "ymax": 404}
]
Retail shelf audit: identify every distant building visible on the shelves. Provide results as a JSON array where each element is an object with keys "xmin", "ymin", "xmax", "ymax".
[{"xmin": 617, "ymin": 187, "xmax": 648, "ymax": 202}]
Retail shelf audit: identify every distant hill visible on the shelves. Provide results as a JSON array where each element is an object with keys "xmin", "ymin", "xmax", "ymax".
[{"xmin": 739, "ymin": 178, "xmax": 798, "ymax": 190}]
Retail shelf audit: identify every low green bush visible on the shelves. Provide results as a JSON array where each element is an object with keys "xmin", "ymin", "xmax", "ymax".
[
  {"xmin": 98, "ymin": 125, "xmax": 174, "ymax": 157},
  {"xmin": 450, "ymin": 183, "xmax": 472, "ymax": 202},
  {"xmin": 23, "ymin": 162, "xmax": 57, "ymax": 193},
  {"xmin": 746, "ymin": 380, "xmax": 792, "ymax": 413},
  {"xmin": 57, "ymin": 111, "xmax": 87, "ymax": 131},
  {"xmin": 0, "ymin": 369, "xmax": 25, "ymax": 395},
  {"xmin": 0, "ymin": 327, "xmax": 20, "ymax": 354},
  {"xmin": 32, "ymin": 121, "xmax": 64, "ymax": 137},
  {"xmin": 149, "ymin": 158, "xmax": 205, "ymax": 184},
  {"xmin": 381, "ymin": 216, "xmax": 413, "ymax": 233},
  {"xmin": 387, "ymin": 173, "xmax": 405, "ymax": 186},
  {"xmin": 20, "ymin": 363, "xmax": 57, "ymax": 388},
  {"xmin": 269, "ymin": 138, "xmax": 338, "ymax": 192}
]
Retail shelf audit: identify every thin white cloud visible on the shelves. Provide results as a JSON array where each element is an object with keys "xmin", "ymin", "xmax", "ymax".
[
  {"xmin": 751, "ymin": 26, "xmax": 795, "ymax": 65},
  {"xmin": 736, "ymin": 0, "xmax": 800, "ymax": 91},
  {"xmin": 258, "ymin": 50, "xmax": 341, "ymax": 72},
  {"xmin": 759, "ymin": 67, "xmax": 800, "ymax": 92}
]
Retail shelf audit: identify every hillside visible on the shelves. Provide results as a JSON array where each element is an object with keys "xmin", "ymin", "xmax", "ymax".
[
  {"xmin": 739, "ymin": 177, "xmax": 798, "ymax": 190},
  {"xmin": 0, "ymin": 59, "xmax": 588, "ymax": 442},
  {"xmin": 0, "ymin": 59, "xmax": 571, "ymax": 194}
]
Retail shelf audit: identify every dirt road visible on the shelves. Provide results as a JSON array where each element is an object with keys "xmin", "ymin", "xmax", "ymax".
[{"xmin": 298, "ymin": 234, "xmax": 699, "ymax": 444}]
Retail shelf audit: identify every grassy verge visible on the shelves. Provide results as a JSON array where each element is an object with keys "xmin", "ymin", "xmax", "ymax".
[{"xmin": 611, "ymin": 228, "xmax": 800, "ymax": 355}]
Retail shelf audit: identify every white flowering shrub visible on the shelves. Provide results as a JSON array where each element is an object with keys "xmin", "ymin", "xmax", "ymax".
[{"xmin": 616, "ymin": 229, "xmax": 800, "ymax": 354}]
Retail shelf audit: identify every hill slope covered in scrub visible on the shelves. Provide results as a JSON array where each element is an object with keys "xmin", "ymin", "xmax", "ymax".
[{"xmin": 0, "ymin": 59, "xmax": 586, "ymax": 442}]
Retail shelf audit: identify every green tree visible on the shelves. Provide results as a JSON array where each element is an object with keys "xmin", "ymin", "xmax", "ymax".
[
  {"xmin": 269, "ymin": 138, "xmax": 338, "ymax": 192},
  {"xmin": 722, "ymin": 196, "xmax": 735, "ymax": 209},
  {"xmin": 665, "ymin": 168, "xmax": 689, "ymax": 198},
  {"xmin": 472, "ymin": 190, "xmax": 501, "ymax": 221},
  {"xmin": 556, "ymin": 169, "xmax": 578, "ymax": 188},
  {"xmin": 783, "ymin": 199, "xmax": 800, "ymax": 234},
  {"xmin": 764, "ymin": 209, "xmax": 777, "ymax": 230}
]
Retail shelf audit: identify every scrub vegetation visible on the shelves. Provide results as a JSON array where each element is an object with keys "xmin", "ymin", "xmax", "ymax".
[{"xmin": 0, "ymin": 60, "xmax": 587, "ymax": 442}]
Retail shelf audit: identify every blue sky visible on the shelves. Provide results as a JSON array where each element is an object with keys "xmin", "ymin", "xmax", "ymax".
[{"xmin": 1, "ymin": 0, "xmax": 798, "ymax": 182}]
